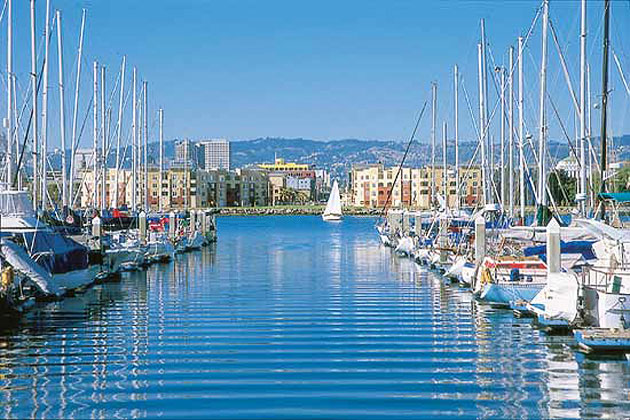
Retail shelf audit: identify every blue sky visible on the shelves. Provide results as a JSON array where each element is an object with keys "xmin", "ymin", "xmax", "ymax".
[{"xmin": 4, "ymin": 0, "xmax": 630, "ymax": 149}]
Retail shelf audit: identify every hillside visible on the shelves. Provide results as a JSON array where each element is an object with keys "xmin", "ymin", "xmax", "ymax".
[{"xmin": 42, "ymin": 134, "xmax": 630, "ymax": 183}]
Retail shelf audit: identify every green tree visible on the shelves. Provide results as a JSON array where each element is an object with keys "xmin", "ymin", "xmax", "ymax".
[{"xmin": 548, "ymin": 170, "xmax": 576, "ymax": 207}]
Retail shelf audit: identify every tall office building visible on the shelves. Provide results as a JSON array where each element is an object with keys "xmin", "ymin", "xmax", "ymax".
[
  {"xmin": 200, "ymin": 139, "xmax": 231, "ymax": 170},
  {"xmin": 174, "ymin": 139, "xmax": 203, "ymax": 168}
]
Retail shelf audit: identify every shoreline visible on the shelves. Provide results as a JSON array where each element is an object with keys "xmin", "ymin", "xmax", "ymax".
[
  {"xmin": 217, "ymin": 206, "xmax": 578, "ymax": 217},
  {"xmin": 218, "ymin": 207, "xmax": 380, "ymax": 216}
]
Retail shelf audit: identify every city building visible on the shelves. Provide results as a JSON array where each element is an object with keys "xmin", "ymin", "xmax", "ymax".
[
  {"xmin": 78, "ymin": 166, "xmax": 269, "ymax": 211},
  {"xmin": 555, "ymin": 156, "xmax": 579, "ymax": 179},
  {"xmin": 349, "ymin": 164, "xmax": 482, "ymax": 209},
  {"xmin": 199, "ymin": 139, "xmax": 231, "ymax": 170},
  {"xmin": 258, "ymin": 158, "xmax": 318, "ymax": 202},
  {"xmin": 174, "ymin": 139, "xmax": 203, "ymax": 169},
  {"xmin": 258, "ymin": 158, "xmax": 310, "ymax": 173}
]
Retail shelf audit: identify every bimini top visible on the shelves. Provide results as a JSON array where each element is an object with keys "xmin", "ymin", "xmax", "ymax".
[
  {"xmin": 598, "ymin": 192, "xmax": 630, "ymax": 203},
  {"xmin": 0, "ymin": 190, "xmax": 36, "ymax": 217}
]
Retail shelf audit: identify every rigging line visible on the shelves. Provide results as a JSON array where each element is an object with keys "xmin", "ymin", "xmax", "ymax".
[
  {"xmin": 460, "ymin": 77, "xmax": 481, "ymax": 139},
  {"xmin": 68, "ymin": 95, "xmax": 94, "ymax": 207},
  {"xmin": 547, "ymin": 90, "xmax": 579, "ymax": 163},
  {"xmin": 12, "ymin": 30, "xmax": 52, "ymax": 188},
  {"xmin": 376, "ymin": 99, "xmax": 428, "ymax": 223},
  {"xmin": 485, "ymin": 1, "xmax": 542, "ymax": 120},
  {"xmin": 7, "ymin": 16, "xmax": 48, "ymax": 137},
  {"xmin": 548, "ymin": 19, "xmax": 581, "ymax": 118},
  {"xmin": 612, "ymin": 48, "xmax": 630, "ymax": 100},
  {"xmin": 0, "ymin": 0, "xmax": 6, "ymax": 25},
  {"xmin": 75, "ymin": 85, "xmax": 134, "ymax": 209}
]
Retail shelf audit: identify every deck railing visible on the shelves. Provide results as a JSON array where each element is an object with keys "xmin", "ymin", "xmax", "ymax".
[{"xmin": 581, "ymin": 265, "xmax": 630, "ymax": 294}]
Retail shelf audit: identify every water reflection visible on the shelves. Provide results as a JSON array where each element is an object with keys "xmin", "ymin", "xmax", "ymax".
[{"xmin": 0, "ymin": 216, "xmax": 628, "ymax": 418}]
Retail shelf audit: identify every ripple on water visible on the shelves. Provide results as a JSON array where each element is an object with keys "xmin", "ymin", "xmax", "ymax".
[{"xmin": 0, "ymin": 216, "xmax": 629, "ymax": 419}]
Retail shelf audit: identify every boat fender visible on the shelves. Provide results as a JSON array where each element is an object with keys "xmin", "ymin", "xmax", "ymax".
[
  {"xmin": 510, "ymin": 268, "xmax": 520, "ymax": 282},
  {"xmin": 480, "ymin": 267, "xmax": 493, "ymax": 286},
  {"xmin": 1, "ymin": 267, "xmax": 14, "ymax": 289}
]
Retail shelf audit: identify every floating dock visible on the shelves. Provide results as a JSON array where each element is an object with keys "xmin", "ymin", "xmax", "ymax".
[{"xmin": 574, "ymin": 329, "xmax": 630, "ymax": 353}]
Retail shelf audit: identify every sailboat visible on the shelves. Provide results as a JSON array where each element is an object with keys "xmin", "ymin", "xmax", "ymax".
[{"xmin": 322, "ymin": 180, "xmax": 343, "ymax": 222}]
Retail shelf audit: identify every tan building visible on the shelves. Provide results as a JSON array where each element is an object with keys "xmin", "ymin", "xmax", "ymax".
[
  {"xmin": 78, "ymin": 166, "xmax": 269, "ymax": 211},
  {"xmin": 350, "ymin": 164, "xmax": 482, "ymax": 209}
]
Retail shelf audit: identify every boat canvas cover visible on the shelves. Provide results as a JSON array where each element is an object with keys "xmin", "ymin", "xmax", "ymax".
[
  {"xmin": 395, "ymin": 237, "xmax": 414, "ymax": 255},
  {"xmin": 22, "ymin": 231, "xmax": 89, "ymax": 274},
  {"xmin": 324, "ymin": 180, "xmax": 342, "ymax": 217},
  {"xmin": 531, "ymin": 272, "xmax": 579, "ymax": 323},
  {"xmin": 599, "ymin": 192, "xmax": 630, "ymax": 203},
  {"xmin": 523, "ymin": 240, "xmax": 595, "ymax": 261},
  {"xmin": 0, "ymin": 239, "xmax": 61, "ymax": 296}
]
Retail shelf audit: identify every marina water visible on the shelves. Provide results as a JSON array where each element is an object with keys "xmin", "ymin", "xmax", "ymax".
[{"xmin": 1, "ymin": 216, "xmax": 629, "ymax": 419}]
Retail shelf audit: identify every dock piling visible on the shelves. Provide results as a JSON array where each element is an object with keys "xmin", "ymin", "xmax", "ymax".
[
  {"xmin": 169, "ymin": 211, "xmax": 176, "ymax": 238},
  {"xmin": 475, "ymin": 216, "xmax": 486, "ymax": 264},
  {"xmin": 139, "ymin": 210, "xmax": 147, "ymax": 240},
  {"xmin": 547, "ymin": 218, "xmax": 561, "ymax": 274}
]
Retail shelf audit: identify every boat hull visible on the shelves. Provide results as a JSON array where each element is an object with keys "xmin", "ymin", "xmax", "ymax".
[{"xmin": 477, "ymin": 282, "xmax": 544, "ymax": 306}]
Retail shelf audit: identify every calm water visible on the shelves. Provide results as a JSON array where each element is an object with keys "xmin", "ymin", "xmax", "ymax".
[{"xmin": 1, "ymin": 216, "xmax": 630, "ymax": 419}]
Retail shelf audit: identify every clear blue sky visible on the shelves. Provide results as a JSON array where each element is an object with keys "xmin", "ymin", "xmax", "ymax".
[{"xmin": 5, "ymin": 0, "xmax": 630, "ymax": 149}]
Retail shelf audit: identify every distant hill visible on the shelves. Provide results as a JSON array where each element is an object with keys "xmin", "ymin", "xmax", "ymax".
[{"xmin": 43, "ymin": 134, "xmax": 630, "ymax": 184}]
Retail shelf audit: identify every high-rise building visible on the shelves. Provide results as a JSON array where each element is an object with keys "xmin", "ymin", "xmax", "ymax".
[
  {"xmin": 200, "ymin": 139, "xmax": 231, "ymax": 170},
  {"xmin": 174, "ymin": 139, "xmax": 203, "ymax": 168}
]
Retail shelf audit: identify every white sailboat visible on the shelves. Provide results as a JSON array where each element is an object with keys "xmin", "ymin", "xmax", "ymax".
[{"xmin": 322, "ymin": 180, "xmax": 342, "ymax": 222}]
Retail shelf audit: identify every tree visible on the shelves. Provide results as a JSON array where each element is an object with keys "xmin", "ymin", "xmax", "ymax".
[{"xmin": 548, "ymin": 170, "xmax": 576, "ymax": 207}]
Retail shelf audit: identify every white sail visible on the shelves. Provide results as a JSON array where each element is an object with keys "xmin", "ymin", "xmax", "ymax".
[{"xmin": 323, "ymin": 180, "xmax": 342, "ymax": 220}]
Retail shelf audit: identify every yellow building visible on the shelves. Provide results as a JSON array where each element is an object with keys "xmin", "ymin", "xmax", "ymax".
[
  {"xmin": 258, "ymin": 158, "xmax": 310, "ymax": 172},
  {"xmin": 350, "ymin": 164, "xmax": 482, "ymax": 209}
]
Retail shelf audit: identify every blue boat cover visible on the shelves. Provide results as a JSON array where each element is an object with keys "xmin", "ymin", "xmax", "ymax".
[
  {"xmin": 523, "ymin": 240, "xmax": 595, "ymax": 261},
  {"xmin": 599, "ymin": 192, "xmax": 630, "ymax": 203},
  {"xmin": 22, "ymin": 231, "xmax": 89, "ymax": 274}
]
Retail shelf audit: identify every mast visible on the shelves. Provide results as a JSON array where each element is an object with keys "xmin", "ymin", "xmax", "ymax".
[
  {"xmin": 442, "ymin": 121, "xmax": 448, "ymax": 209},
  {"xmin": 69, "ymin": 9, "xmax": 86, "ymax": 207},
  {"xmin": 537, "ymin": 0, "xmax": 549, "ymax": 218},
  {"xmin": 431, "ymin": 82, "xmax": 437, "ymax": 207},
  {"xmin": 114, "ymin": 56, "xmax": 126, "ymax": 209},
  {"xmin": 480, "ymin": 19, "xmax": 491, "ymax": 204},
  {"xmin": 518, "ymin": 36, "xmax": 525, "ymax": 223},
  {"xmin": 454, "ymin": 64, "xmax": 460, "ymax": 211},
  {"xmin": 100, "ymin": 66, "xmax": 106, "ymax": 212},
  {"xmin": 28, "ymin": 0, "xmax": 39, "ymax": 197},
  {"xmin": 138, "ymin": 84, "xmax": 143, "ymax": 209},
  {"xmin": 477, "ymin": 43, "xmax": 487, "ymax": 207},
  {"xmin": 143, "ymin": 81, "xmax": 149, "ymax": 211},
  {"xmin": 508, "ymin": 46, "xmax": 515, "ymax": 217},
  {"xmin": 56, "ymin": 11, "xmax": 68, "ymax": 208},
  {"xmin": 6, "ymin": 0, "xmax": 12, "ymax": 187},
  {"xmin": 598, "ymin": 0, "xmax": 610, "ymax": 219},
  {"xmin": 132, "ymin": 68, "xmax": 137, "ymax": 212},
  {"xmin": 587, "ymin": 63, "xmax": 594, "ymax": 209},
  {"xmin": 12, "ymin": 75, "xmax": 19, "ymax": 189},
  {"xmin": 578, "ymin": 0, "xmax": 587, "ymax": 216},
  {"xmin": 41, "ymin": 0, "xmax": 50, "ymax": 209},
  {"xmin": 30, "ymin": 0, "xmax": 39, "ymax": 206},
  {"xmin": 92, "ymin": 61, "xmax": 98, "ymax": 208},
  {"xmin": 159, "ymin": 107, "xmax": 164, "ymax": 212},
  {"xmin": 500, "ymin": 66, "xmax": 506, "ymax": 209}
]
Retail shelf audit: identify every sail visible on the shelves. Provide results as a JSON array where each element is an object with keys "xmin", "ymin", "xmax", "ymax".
[{"xmin": 324, "ymin": 180, "xmax": 342, "ymax": 216}]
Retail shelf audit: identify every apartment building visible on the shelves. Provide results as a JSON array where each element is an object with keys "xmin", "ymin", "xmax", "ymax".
[{"xmin": 349, "ymin": 164, "xmax": 482, "ymax": 209}]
